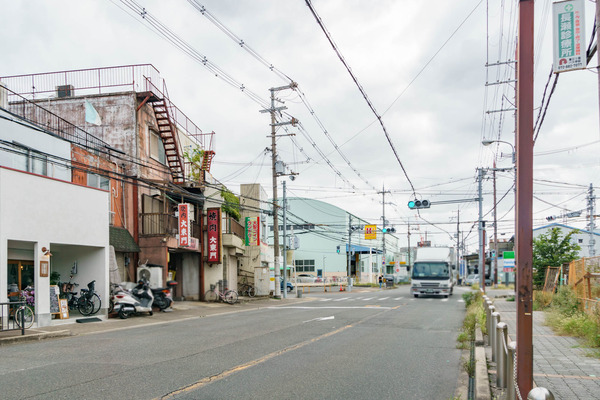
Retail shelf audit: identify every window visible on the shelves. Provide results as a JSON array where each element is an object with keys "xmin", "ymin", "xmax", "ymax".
[
  {"xmin": 11, "ymin": 143, "xmax": 48, "ymax": 175},
  {"xmin": 87, "ymin": 172, "xmax": 110, "ymax": 190},
  {"xmin": 295, "ymin": 259, "xmax": 315, "ymax": 272},
  {"xmin": 149, "ymin": 128, "xmax": 166, "ymax": 164},
  {"xmin": 578, "ymin": 239, "xmax": 584, "ymax": 244}
]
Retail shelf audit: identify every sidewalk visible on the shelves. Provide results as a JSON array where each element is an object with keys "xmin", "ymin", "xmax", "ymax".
[{"xmin": 487, "ymin": 292, "xmax": 600, "ymax": 399}]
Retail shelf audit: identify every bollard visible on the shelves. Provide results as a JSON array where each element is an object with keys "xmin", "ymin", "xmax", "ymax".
[
  {"xmin": 527, "ymin": 387, "xmax": 555, "ymax": 400},
  {"xmin": 491, "ymin": 311, "xmax": 500, "ymax": 362},
  {"xmin": 487, "ymin": 305, "xmax": 495, "ymax": 343},
  {"xmin": 496, "ymin": 322, "xmax": 508, "ymax": 388},
  {"xmin": 507, "ymin": 341, "xmax": 517, "ymax": 400}
]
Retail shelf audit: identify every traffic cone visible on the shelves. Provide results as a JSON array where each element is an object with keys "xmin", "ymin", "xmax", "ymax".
[{"xmin": 339, "ymin": 284, "xmax": 343, "ymax": 291}]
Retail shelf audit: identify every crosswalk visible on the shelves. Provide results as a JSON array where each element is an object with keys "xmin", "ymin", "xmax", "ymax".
[{"xmin": 318, "ymin": 296, "xmax": 451, "ymax": 303}]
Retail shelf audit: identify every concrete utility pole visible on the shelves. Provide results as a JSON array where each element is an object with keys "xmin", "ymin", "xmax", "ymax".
[
  {"xmin": 493, "ymin": 162, "xmax": 498, "ymax": 287},
  {"xmin": 379, "ymin": 185, "xmax": 391, "ymax": 275},
  {"xmin": 261, "ymin": 83, "xmax": 297, "ymax": 299},
  {"xmin": 516, "ymin": 0, "xmax": 534, "ymax": 396},
  {"xmin": 347, "ymin": 214, "xmax": 353, "ymax": 291},
  {"xmin": 456, "ymin": 209, "xmax": 461, "ymax": 282},
  {"xmin": 477, "ymin": 167, "xmax": 486, "ymax": 291},
  {"xmin": 588, "ymin": 183, "xmax": 596, "ymax": 257},
  {"xmin": 282, "ymin": 180, "xmax": 288, "ymax": 298}
]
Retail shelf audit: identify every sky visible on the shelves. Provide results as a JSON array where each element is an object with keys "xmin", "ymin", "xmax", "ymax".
[{"xmin": 2, "ymin": 0, "xmax": 600, "ymax": 253}]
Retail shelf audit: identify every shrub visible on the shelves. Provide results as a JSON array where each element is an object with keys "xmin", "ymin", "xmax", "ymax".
[
  {"xmin": 533, "ymin": 290, "xmax": 553, "ymax": 310},
  {"xmin": 552, "ymin": 286, "xmax": 580, "ymax": 316}
]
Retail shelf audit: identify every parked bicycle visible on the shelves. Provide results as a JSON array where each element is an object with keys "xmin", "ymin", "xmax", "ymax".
[
  {"xmin": 238, "ymin": 282, "xmax": 255, "ymax": 297},
  {"xmin": 204, "ymin": 286, "xmax": 238, "ymax": 304},
  {"xmin": 61, "ymin": 277, "xmax": 101, "ymax": 316},
  {"xmin": 9, "ymin": 300, "xmax": 34, "ymax": 329}
]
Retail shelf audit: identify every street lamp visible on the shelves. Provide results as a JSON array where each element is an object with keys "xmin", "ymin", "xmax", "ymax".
[{"xmin": 482, "ymin": 139, "xmax": 515, "ymax": 164}]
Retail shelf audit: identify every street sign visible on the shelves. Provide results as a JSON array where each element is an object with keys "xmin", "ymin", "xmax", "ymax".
[
  {"xmin": 365, "ymin": 224, "xmax": 376, "ymax": 240},
  {"xmin": 553, "ymin": 0, "xmax": 586, "ymax": 73}
]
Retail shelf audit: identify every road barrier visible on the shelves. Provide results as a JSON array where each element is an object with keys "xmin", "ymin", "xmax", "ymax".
[{"xmin": 481, "ymin": 294, "xmax": 554, "ymax": 400}]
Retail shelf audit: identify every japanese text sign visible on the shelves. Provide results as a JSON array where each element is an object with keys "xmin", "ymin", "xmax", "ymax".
[
  {"xmin": 553, "ymin": 0, "xmax": 586, "ymax": 73},
  {"xmin": 245, "ymin": 216, "xmax": 260, "ymax": 246},
  {"xmin": 365, "ymin": 225, "xmax": 376, "ymax": 240},
  {"xmin": 207, "ymin": 208, "xmax": 221, "ymax": 263},
  {"xmin": 178, "ymin": 203, "xmax": 190, "ymax": 247}
]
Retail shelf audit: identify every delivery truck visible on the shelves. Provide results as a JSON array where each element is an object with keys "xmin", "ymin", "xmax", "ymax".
[{"xmin": 411, "ymin": 246, "xmax": 456, "ymax": 298}]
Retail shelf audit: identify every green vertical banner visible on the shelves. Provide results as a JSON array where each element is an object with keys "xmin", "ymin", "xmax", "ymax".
[{"xmin": 553, "ymin": 0, "xmax": 586, "ymax": 73}]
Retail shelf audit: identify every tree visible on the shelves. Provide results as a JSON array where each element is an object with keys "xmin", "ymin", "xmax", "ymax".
[
  {"xmin": 532, "ymin": 227, "xmax": 580, "ymax": 288},
  {"xmin": 220, "ymin": 188, "xmax": 240, "ymax": 221}
]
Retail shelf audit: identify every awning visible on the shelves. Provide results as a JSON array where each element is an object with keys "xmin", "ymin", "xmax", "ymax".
[
  {"xmin": 109, "ymin": 226, "xmax": 141, "ymax": 253},
  {"xmin": 346, "ymin": 244, "xmax": 382, "ymax": 254}
]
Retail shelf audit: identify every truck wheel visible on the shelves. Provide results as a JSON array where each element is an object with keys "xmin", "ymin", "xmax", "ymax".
[
  {"xmin": 444, "ymin": 295, "xmax": 449, "ymax": 298},
  {"xmin": 413, "ymin": 294, "xmax": 418, "ymax": 298}
]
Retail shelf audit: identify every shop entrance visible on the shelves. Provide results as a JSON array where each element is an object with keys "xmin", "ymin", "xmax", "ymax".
[{"xmin": 8, "ymin": 260, "xmax": 34, "ymax": 292}]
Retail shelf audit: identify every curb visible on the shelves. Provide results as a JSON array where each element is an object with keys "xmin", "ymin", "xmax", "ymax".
[
  {"xmin": 0, "ymin": 329, "xmax": 71, "ymax": 345},
  {"xmin": 475, "ymin": 326, "xmax": 491, "ymax": 400}
]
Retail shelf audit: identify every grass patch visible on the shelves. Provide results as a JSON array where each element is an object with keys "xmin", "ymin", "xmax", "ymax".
[
  {"xmin": 457, "ymin": 291, "xmax": 487, "ymax": 351},
  {"xmin": 543, "ymin": 286, "xmax": 600, "ymax": 352}
]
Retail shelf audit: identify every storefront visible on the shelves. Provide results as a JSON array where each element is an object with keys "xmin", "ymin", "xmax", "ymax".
[{"xmin": 1, "ymin": 167, "xmax": 109, "ymax": 327}]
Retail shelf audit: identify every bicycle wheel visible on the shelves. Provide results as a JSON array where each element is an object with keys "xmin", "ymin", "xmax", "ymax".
[
  {"xmin": 15, "ymin": 306, "xmax": 34, "ymax": 329},
  {"xmin": 247, "ymin": 286, "xmax": 256, "ymax": 297},
  {"xmin": 204, "ymin": 290, "xmax": 218, "ymax": 302},
  {"xmin": 224, "ymin": 290, "xmax": 238, "ymax": 304},
  {"xmin": 78, "ymin": 298, "xmax": 94, "ymax": 315},
  {"xmin": 89, "ymin": 293, "xmax": 101, "ymax": 315}
]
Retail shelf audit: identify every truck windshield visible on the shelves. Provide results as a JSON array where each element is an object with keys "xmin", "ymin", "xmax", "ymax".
[{"xmin": 412, "ymin": 262, "xmax": 450, "ymax": 279}]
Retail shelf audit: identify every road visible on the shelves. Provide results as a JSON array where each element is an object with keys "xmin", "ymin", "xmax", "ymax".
[{"xmin": 0, "ymin": 285, "xmax": 468, "ymax": 400}]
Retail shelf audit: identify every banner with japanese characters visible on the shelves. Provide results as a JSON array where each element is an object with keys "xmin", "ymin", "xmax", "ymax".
[
  {"xmin": 553, "ymin": 0, "xmax": 586, "ymax": 73},
  {"xmin": 365, "ymin": 225, "xmax": 376, "ymax": 240},
  {"xmin": 178, "ymin": 203, "xmax": 190, "ymax": 247},
  {"xmin": 245, "ymin": 216, "xmax": 260, "ymax": 246},
  {"xmin": 207, "ymin": 208, "xmax": 222, "ymax": 263}
]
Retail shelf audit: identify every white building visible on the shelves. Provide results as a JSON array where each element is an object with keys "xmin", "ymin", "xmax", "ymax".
[
  {"xmin": 533, "ymin": 222, "xmax": 600, "ymax": 258},
  {"xmin": 1, "ymin": 109, "xmax": 110, "ymax": 328}
]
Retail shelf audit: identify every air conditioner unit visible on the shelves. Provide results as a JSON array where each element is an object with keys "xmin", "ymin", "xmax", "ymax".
[
  {"xmin": 56, "ymin": 84, "xmax": 74, "ymax": 98},
  {"xmin": 137, "ymin": 264, "xmax": 163, "ymax": 288}
]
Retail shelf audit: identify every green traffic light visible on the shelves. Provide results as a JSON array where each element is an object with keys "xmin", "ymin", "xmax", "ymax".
[{"xmin": 408, "ymin": 200, "xmax": 415, "ymax": 209}]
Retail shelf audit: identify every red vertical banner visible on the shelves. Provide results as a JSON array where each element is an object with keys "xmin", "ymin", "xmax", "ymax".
[
  {"xmin": 207, "ymin": 208, "xmax": 221, "ymax": 263},
  {"xmin": 178, "ymin": 203, "xmax": 190, "ymax": 247}
]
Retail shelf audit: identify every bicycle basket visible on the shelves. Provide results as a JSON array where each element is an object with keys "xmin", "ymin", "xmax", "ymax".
[{"xmin": 87, "ymin": 280, "xmax": 96, "ymax": 291}]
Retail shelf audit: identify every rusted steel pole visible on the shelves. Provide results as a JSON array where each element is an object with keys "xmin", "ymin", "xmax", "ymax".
[{"xmin": 515, "ymin": 0, "xmax": 534, "ymax": 397}]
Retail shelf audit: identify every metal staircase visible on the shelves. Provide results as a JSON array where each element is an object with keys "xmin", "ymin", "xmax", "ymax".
[{"xmin": 150, "ymin": 98, "xmax": 185, "ymax": 184}]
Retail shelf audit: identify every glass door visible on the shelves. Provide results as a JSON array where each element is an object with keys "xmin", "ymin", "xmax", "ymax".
[{"xmin": 7, "ymin": 260, "xmax": 35, "ymax": 291}]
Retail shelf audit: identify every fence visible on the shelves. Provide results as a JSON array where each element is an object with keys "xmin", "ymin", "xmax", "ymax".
[
  {"xmin": 0, "ymin": 301, "xmax": 27, "ymax": 335},
  {"xmin": 568, "ymin": 256, "xmax": 600, "ymax": 316}
]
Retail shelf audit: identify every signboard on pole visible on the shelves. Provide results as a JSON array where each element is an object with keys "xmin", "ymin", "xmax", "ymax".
[
  {"xmin": 503, "ymin": 251, "xmax": 515, "ymax": 273},
  {"xmin": 178, "ymin": 203, "xmax": 190, "ymax": 247},
  {"xmin": 207, "ymin": 208, "xmax": 221, "ymax": 263},
  {"xmin": 552, "ymin": 0, "xmax": 586, "ymax": 73},
  {"xmin": 365, "ymin": 225, "xmax": 376, "ymax": 240},
  {"xmin": 245, "ymin": 216, "xmax": 260, "ymax": 246}
]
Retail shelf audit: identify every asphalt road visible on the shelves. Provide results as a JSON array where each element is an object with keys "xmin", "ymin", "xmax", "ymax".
[{"xmin": 0, "ymin": 285, "xmax": 467, "ymax": 400}]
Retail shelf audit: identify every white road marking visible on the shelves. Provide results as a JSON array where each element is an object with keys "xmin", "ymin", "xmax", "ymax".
[
  {"xmin": 320, "ymin": 298, "xmax": 332, "ymax": 302},
  {"xmin": 379, "ymin": 297, "xmax": 389, "ymax": 301},
  {"xmin": 362, "ymin": 297, "xmax": 373, "ymax": 301},
  {"xmin": 269, "ymin": 306, "xmax": 393, "ymax": 310},
  {"xmin": 441, "ymin": 298, "xmax": 449, "ymax": 302},
  {"xmin": 334, "ymin": 297, "xmax": 349, "ymax": 302},
  {"xmin": 394, "ymin": 297, "xmax": 403, "ymax": 300},
  {"xmin": 303, "ymin": 316, "xmax": 335, "ymax": 323}
]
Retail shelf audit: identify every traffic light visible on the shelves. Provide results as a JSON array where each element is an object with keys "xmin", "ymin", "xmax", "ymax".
[
  {"xmin": 336, "ymin": 245, "xmax": 340, "ymax": 253},
  {"xmin": 382, "ymin": 227, "xmax": 396, "ymax": 233},
  {"xmin": 408, "ymin": 199, "xmax": 430, "ymax": 209}
]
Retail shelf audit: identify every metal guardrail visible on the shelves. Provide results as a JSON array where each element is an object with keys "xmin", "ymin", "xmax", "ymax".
[{"xmin": 0, "ymin": 301, "xmax": 27, "ymax": 335}]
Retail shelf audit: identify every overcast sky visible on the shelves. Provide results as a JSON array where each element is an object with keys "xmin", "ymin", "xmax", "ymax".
[{"xmin": 2, "ymin": 0, "xmax": 599, "ymax": 252}]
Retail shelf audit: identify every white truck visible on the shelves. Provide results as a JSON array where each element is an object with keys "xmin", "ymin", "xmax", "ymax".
[{"xmin": 410, "ymin": 246, "xmax": 456, "ymax": 298}]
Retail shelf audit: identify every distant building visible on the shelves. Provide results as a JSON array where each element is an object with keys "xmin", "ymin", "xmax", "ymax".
[{"xmin": 533, "ymin": 222, "xmax": 600, "ymax": 258}]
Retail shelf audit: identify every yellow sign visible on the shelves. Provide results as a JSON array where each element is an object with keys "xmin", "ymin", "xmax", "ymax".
[{"xmin": 365, "ymin": 225, "xmax": 376, "ymax": 240}]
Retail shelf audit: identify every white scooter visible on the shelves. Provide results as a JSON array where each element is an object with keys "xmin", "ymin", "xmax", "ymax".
[{"xmin": 113, "ymin": 279, "xmax": 154, "ymax": 319}]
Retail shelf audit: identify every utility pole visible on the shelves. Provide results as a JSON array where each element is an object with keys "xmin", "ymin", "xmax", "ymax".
[
  {"xmin": 478, "ymin": 167, "xmax": 486, "ymax": 292},
  {"xmin": 493, "ymin": 161, "xmax": 498, "ymax": 287},
  {"xmin": 515, "ymin": 0, "xmax": 535, "ymax": 396},
  {"xmin": 379, "ymin": 185, "xmax": 391, "ymax": 276},
  {"xmin": 282, "ymin": 180, "xmax": 288, "ymax": 298},
  {"xmin": 407, "ymin": 220, "xmax": 411, "ymax": 272},
  {"xmin": 456, "ymin": 209, "xmax": 461, "ymax": 282},
  {"xmin": 260, "ymin": 83, "xmax": 297, "ymax": 299},
  {"xmin": 588, "ymin": 183, "xmax": 596, "ymax": 257},
  {"xmin": 347, "ymin": 214, "xmax": 353, "ymax": 291}
]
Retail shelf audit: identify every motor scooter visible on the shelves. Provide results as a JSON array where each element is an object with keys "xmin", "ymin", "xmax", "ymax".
[
  {"xmin": 113, "ymin": 279, "xmax": 154, "ymax": 319},
  {"xmin": 151, "ymin": 287, "xmax": 173, "ymax": 311}
]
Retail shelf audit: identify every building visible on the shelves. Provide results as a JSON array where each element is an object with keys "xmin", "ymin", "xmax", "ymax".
[
  {"xmin": 0, "ymin": 106, "xmax": 109, "ymax": 327},
  {"xmin": 269, "ymin": 197, "xmax": 401, "ymax": 284},
  {"xmin": 1, "ymin": 65, "xmax": 248, "ymax": 302},
  {"xmin": 533, "ymin": 222, "xmax": 600, "ymax": 258}
]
